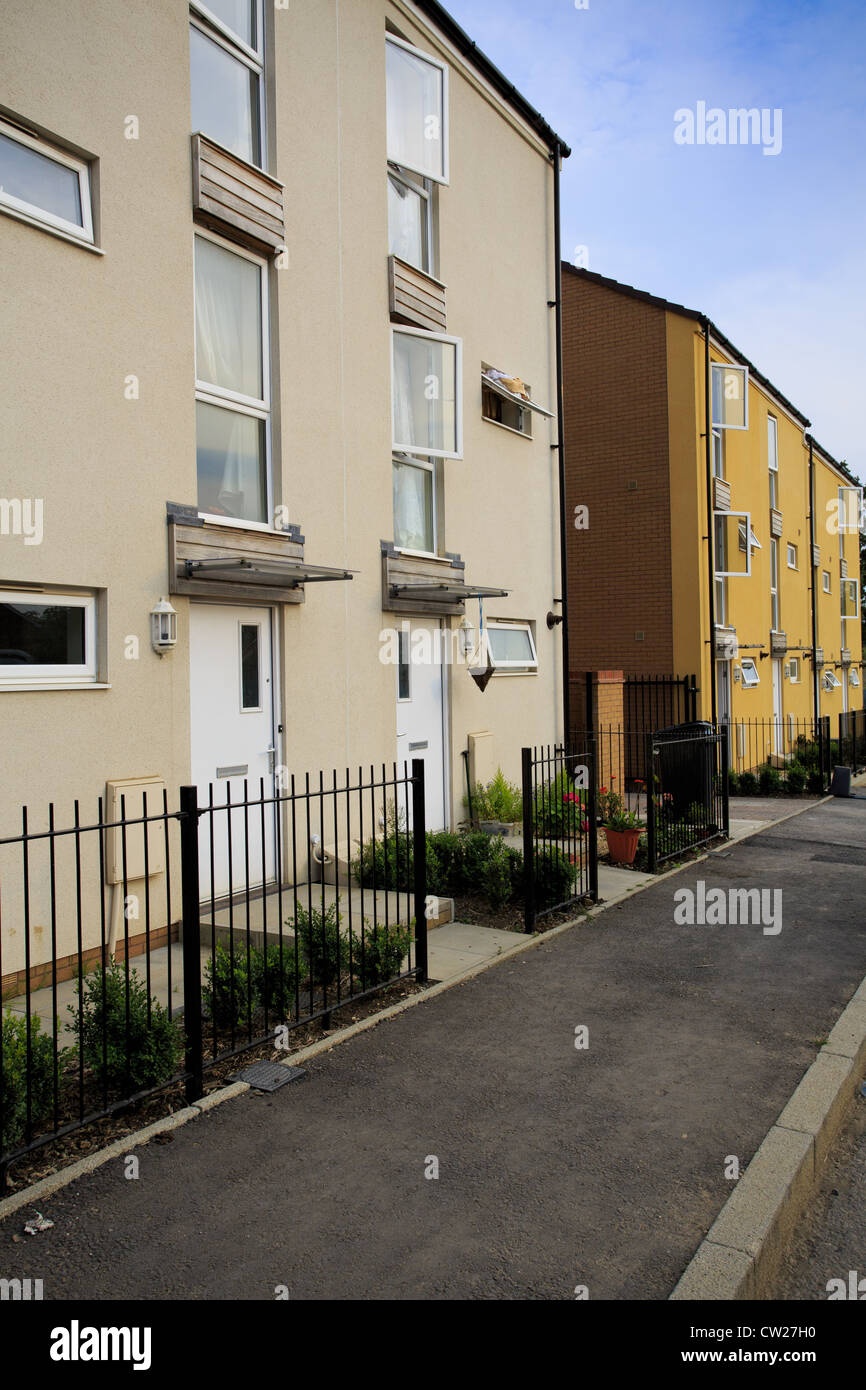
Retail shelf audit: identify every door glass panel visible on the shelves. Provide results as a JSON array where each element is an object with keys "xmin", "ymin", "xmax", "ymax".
[
  {"xmin": 240, "ymin": 623, "xmax": 260, "ymax": 709},
  {"xmin": 397, "ymin": 628, "xmax": 410, "ymax": 700}
]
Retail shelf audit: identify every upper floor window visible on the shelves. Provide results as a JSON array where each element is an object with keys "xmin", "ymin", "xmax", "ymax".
[
  {"xmin": 194, "ymin": 232, "xmax": 270, "ymax": 523},
  {"xmin": 386, "ymin": 35, "xmax": 449, "ymax": 186},
  {"xmin": 787, "ymin": 543, "xmax": 798, "ymax": 569},
  {"xmin": 770, "ymin": 538, "xmax": 781, "ymax": 630},
  {"xmin": 388, "ymin": 165, "xmax": 433, "ymax": 274},
  {"xmin": 711, "ymin": 362, "xmax": 748, "ymax": 431},
  {"xmin": 768, "ymin": 415, "xmax": 778, "ymax": 508},
  {"xmin": 391, "ymin": 327, "xmax": 462, "ymax": 460},
  {"xmin": 0, "ymin": 118, "xmax": 93, "ymax": 245},
  {"xmin": 190, "ymin": 1, "xmax": 264, "ymax": 168}
]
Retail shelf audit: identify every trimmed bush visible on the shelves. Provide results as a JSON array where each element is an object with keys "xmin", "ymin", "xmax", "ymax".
[
  {"xmin": 350, "ymin": 921, "xmax": 412, "ymax": 990},
  {"xmin": 738, "ymin": 771, "xmax": 759, "ymax": 796},
  {"xmin": 480, "ymin": 834, "xmax": 514, "ymax": 910},
  {"xmin": 465, "ymin": 767, "xmax": 523, "ymax": 825},
  {"xmin": 202, "ymin": 944, "xmax": 254, "ymax": 1030},
  {"xmin": 251, "ymin": 943, "xmax": 298, "ymax": 1020},
  {"xmin": 726, "ymin": 770, "xmax": 740, "ymax": 796},
  {"xmin": 1, "ymin": 1010, "xmax": 58, "ymax": 1152},
  {"xmin": 534, "ymin": 845, "xmax": 577, "ymax": 909},
  {"xmin": 785, "ymin": 763, "xmax": 807, "ymax": 793},
  {"xmin": 68, "ymin": 960, "xmax": 183, "ymax": 1094},
  {"xmin": 807, "ymin": 769, "xmax": 825, "ymax": 795},
  {"xmin": 294, "ymin": 901, "xmax": 347, "ymax": 987},
  {"xmin": 758, "ymin": 764, "xmax": 782, "ymax": 796}
]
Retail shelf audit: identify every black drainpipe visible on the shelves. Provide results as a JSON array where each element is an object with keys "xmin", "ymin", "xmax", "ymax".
[
  {"xmin": 807, "ymin": 435, "xmax": 820, "ymax": 725},
  {"xmin": 704, "ymin": 319, "xmax": 717, "ymax": 727},
  {"xmin": 553, "ymin": 141, "xmax": 571, "ymax": 741}
]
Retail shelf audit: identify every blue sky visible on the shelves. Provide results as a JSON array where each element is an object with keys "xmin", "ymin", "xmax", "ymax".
[{"xmin": 443, "ymin": 0, "xmax": 866, "ymax": 478}]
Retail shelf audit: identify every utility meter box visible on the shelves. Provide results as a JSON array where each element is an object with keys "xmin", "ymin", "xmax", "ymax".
[{"xmin": 105, "ymin": 776, "xmax": 167, "ymax": 884}]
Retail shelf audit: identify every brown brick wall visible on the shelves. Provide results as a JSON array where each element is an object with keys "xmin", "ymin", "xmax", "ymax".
[{"xmin": 562, "ymin": 269, "xmax": 674, "ymax": 679}]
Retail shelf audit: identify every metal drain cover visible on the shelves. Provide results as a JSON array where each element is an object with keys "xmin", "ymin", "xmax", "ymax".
[{"xmin": 233, "ymin": 1061, "xmax": 306, "ymax": 1091}]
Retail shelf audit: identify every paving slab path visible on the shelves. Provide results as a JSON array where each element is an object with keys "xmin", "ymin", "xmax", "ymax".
[{"xmin": 2, "ymin": 798, "xmax": 865, "ymax": 1301}]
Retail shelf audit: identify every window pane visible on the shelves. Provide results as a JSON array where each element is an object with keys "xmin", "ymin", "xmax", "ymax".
[
  {"xmin": 711, "ymin": 364, "xmax": 747, "ymax": 429},
  {"xmin": 195, "ymin": 237, "xmax": 263, "ymax": 401},
  {"xmin": 388, "ymin": 173, "xmax": 428, "ymax": 271},
  {"xmin": 386, "ymin": 40, "xmax": 446, "ymax": 182},
  {"xmin": 196, "ymin": 400, "xmax": 267, "ymax": 522},
  {"xmin": 488, "ymin": 627, "xmax": 534, "ymax": 663},
  {"xmin": 393, "ymin": 458, "xmax": 434, "ymax": 552},
  {"xmin": 398, "ymin": 629, "xmax": 410, "ymax": 700},
  {"xmin": 714, "ymin": 514, "xmax": 750, "ymax": 575},
  {"xmin": 0, "ymin": 132, "xmax": 82, "ymax": 226},
  {"xmin": 393, "ymin": 332, "xmax": 457, "ymax": 455},
  {"xmin": 240, "ymin": 623, "xmax": 260, "ymax": 708},
  {"xmin": 200, "ymin": 0, "xmax": 255, "ymax": 48},
  {"xmin": 190, "ymin": 25, "xmax": 260, "ymax": 165},
  {"xmin": 0, "ymin": 602, "xmax": 85, "ymax": 666}
]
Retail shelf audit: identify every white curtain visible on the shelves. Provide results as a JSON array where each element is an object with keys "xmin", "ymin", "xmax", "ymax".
[{"xmin": 195, "ymin": 237, "xmax": 262, "ymax": 400}]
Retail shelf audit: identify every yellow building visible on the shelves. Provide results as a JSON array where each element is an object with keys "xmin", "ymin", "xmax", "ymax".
[{"xmin": 563, "ymin": 266, "xmax": 863, "ymax": 772}]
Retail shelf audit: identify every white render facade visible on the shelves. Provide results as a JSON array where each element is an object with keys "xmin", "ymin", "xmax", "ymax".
[{"xmin": 0, "ymin": 1, "xmax": 566, "ymax": 981}]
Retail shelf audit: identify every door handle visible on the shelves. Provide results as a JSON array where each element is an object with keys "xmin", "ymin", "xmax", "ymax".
[{"xmin": 263, "ymin": 746, "xmax": 277, "ymax": 772}]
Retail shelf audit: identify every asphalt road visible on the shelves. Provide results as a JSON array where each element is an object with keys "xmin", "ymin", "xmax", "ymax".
[{"xmin": 3, "ymin": 798, "xmax": 865, "ymax": 1300}]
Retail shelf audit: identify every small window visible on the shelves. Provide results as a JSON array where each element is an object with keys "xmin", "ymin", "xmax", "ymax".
[
  {"xmin": 397, "ymin": 627, "xmax": 411, "ymax": 701},
  {"xmin": 841, "ymin": 578, "xmax": 859, "ymax": 620},
  {"xmin": 767, "ymin": 416, "xmax": 778, "ymax": 470},
  {"xmin": 822, "ymin": 570, "xmax": 831, "ymax": 593},
  {"xmin": 714, "ymin": 512, "xmax": 752, "ymax": 576},
  {"xmin": 850, "ymin": 668, "xmax": 861, "ymax": 689},
  {"xmin": 385, "ymin": 35, "xmax": 449, "ymax": 185},
  {"xmin": 392, "ymin": 327, "xmax": 462, "ymax": 459},
  {"xmin": 486, "ymin": 621, "xmax": 537, "ymax": 674},
  {"xmin": 481, "ymin": 366, "xmax": 553, "ymax": 439},
  {"xmin": 0, "ymin": 591, "xmax": 97, "ymax": 688},
  {"xmin": 0, "ymin": 118, "xmax": 94, "ymax": 244},
  {"xmin": 190, "ymin": 1, "xmax": 264, "ymax": 168},
  {"xmin": 239, "ymin": 622, "xmax": 261, "ymax": 710},
  {"xmin": 738, "ymin": 519, "xmax": 761, "ymax": 552},
  {"xmin": 711, "ymin": 362, "xmax": 749, "ymax": 431},
  {"xmin": 787, "ymin": 543, "xmax": 798, "ymax": 569},
  {"xmin": 393, "ymin": 454, "xmax": 435, "ymax": 553},
  {"xmin": 388, "ymin": 166, "xmax": 433, "ymax": 274},
  {"xmin": 712, "ymin": 427, "xmax": 724, "ymax": 479},
  {"xmin": 823, "ymin": 669, "xmax": 842, "ymax": 690},
  {"xmin": 787, "ymin": 658, "xmax": 800, "ymax": 683},
  {"xmin": 837, "ymin": 485, "xmax": 863, "ymax": 534},
  {"xmin": 739, "ymin": 659, "xmax": 760, "ymax": 688}
]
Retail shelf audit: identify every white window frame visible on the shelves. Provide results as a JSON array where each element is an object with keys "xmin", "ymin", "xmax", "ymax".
[
  {"xmin": 712, "ymin": 427, "xmax": 724, "ymax": 479},
  {"xmin": 392, "ymin": 452, "xmax": 437, "ymax": 557},
  {"xmin": 194, "ymin": 229, "xmax": 273, "ymax": 530},
  {"xmin": 787, "ymin": 658, "xmax": 800, "ymax": 683},
  {"xmin": 385, "ymin": 33, "xmax": 450, "ymax": 186},
  {"xmin": 0, "ymin": 117, "xmax": 94, "ymax": 245},
  {"xmin": 711, "ymin": 362, "xmax": 749, "ymax": 431},
  {"xmin": 190, "ymin": 0, "xmax": 266, "ymax": 169},
  {"xmin": 841, "ymin": 578, "xmax": 859, "ymax": 621},
  {"xmin": 0, "ymin": 590, "xmax": 98, "ymax": 689},
  {"xmin": 714, "ymin": 511, "xmax": 752, "ymax": 577},
  {"xmin": 391, "ymin": 325, "xmax": 463, "ymax": 461},
  {"xmin": 387, "ymin": 163, "xmax": 434, "ymax": 276},
  {"xmin": 486, "ymin": 620, "xmax": 538, "ymax": 674},
  {"xmin": 823, "ymin": 669, "xmax": 842, "ymax": 690},
  {"xmin": 770, "ymin": 537, "xmax": 780, "ymax": 632},
  {"xmin": 850, "ymin": 668, "xmax": 861, "ymax": 689},
  {"xmin": 787, "ymin": 543, "xmax": 798, "ymax": 569},
  {"xmin": 837, "ymin": 484, "xmax": 864, "ymax": 534},
  {"xmin": 822, "ymin": 570, "xmax": 831, "ymax": 594},
  {"xmin": 739, "ymin": 659, "xmax": 760, "ymax": 688}
]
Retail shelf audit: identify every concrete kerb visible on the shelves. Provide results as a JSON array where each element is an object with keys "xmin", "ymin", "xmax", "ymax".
[{"xmin": 0, "ymin": 792, "xmax": 839, "ymax": 1226}]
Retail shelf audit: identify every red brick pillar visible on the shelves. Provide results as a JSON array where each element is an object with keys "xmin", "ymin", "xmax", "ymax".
[{"xmin": 584, "ymin": 670, "xmax": 624, "ymax": 794}]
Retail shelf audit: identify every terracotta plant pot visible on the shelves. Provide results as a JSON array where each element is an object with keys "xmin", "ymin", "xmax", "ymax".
[{"xmin": 604, "ymin": 826, "xmax": 641, "ymax": 865}]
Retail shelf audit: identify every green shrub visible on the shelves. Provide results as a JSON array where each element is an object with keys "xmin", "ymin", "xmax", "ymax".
[
  {"xmin": 68, "ymin": 960, "xmax": 183, "ymax": 1094},
  {"xmin": 726, "ymin": 769, "xmax": 740, "ymax": 795},
  {"xmin": 465, "ymin": 767, "xmax": 523, "ymax": 824},
  {"xmin": 807, "ymin": 769, "xmax": 825, "ymax": 794},
  {"xmin": 480, "ymin": 835, "xmax": 514, "ymax": 910},
  {"xmin": 425, "ymin": 831, "xmax": 467, "ymax": 897},
  {"xmin": 352, "ymin": 810, "xmax": 415, "ymax": 893},
  {"xmin": 785, "ymin": 763, "xmax": 807, "ymax": 793},
  {"xmin": 534, "ymin": 845, "xmax": 577, "ymax": 909},
  {"xmin": 349, "ymin": 921, "xmax": 412, "ymax": 989},
  {"xmin": 294, "ymin": 901, "xmax": 347, "ymax": 987},
  {"xmin": 738, "ymin": 771, "xmax": 759, "ymax": 796},
  {"xmin": 202, "ymin": 944, "xmax": 254, "ymax": 1030},
  {"xmin": 251, "ymin": 943, "xmax": 298, "ymax": 1020},
  {"xmin": 1, "ymin": 1010, "xmax": 58, "ymax": 1152},
  {"xmin": 758, "ymin": 764, "xmax": 782, "ymax": 796}
]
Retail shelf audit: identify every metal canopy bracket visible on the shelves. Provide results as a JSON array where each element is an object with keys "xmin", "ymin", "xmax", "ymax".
[{"xmin": 184, "ymin": 557, "xmax": 355, "ymax": 589}]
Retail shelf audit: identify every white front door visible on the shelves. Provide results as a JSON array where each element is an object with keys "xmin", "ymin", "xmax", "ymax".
[
  {"xmin": 771, "ymin": 658, "xmax": 784, "ymax": 755},
  {"xmin": 396, "ymin": 620, "xmax": 447, "ymax": 831},
  {"xmin": 189, "ymin": 603, "xmax": 278, "ymax": 899}
]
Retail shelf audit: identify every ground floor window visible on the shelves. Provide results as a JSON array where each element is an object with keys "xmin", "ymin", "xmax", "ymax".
[{"xmin": 0, "ymin": 590, "xmax": 97, "ymax": 687}]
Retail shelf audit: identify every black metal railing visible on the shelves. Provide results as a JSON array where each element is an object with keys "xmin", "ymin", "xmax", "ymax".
[
  {"xmin": 839, "ymin": 708, "xmax": 866, "ymax": 776},
  {"xmin": 646, "ymin": 726, "xmax": 729, "ymax": 870},
  {"xmin": 521, "ymin": 741, "xmax": 598, "ymax": 931},
  {"xmin": 0, "ymin": 761, "xmax": 428, "ymax": 1185},
  {"xmin": 625, "ymin": 673, "xmax": 698, "ymax": 732},
  {"xmin": 718, "ymin": 716, "xmax": 831, "ymax": 793}
]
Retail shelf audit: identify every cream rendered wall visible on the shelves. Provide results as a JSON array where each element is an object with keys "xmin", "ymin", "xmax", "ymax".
[{"xmin": 0, "ymin": 1, "xmax": 560, "ymax": 973}]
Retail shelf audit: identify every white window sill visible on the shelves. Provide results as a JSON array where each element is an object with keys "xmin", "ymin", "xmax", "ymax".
[
  {"xmin": 393, "ymin": 547, "xmax": 448, "ymax": 562},
  {"xmin": 198, "ymin": 513, "xmax": 279, "ymax": 535},
  {"xmin": 0, "ymin": 204, "xmax": 103, "ymax": 253},
  {"xmin": 0, "ymin": 681, "xmax": 110, "ymax": 693},
  {"xmin": 481, "ymin": 414, "xmax": 532, "ymax": 441},
  {"xmin": 488, "ymin": 669, "xmax": 538, "ymax": 678}
]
